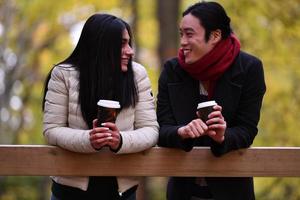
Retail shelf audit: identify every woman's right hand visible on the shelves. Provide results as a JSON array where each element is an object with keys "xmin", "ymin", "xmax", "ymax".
[{"xmin": 89, "ymin": 119, "xmax": 113, "ymax": 150}]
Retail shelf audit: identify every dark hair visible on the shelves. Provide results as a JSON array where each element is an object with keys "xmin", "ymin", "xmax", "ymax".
[
  {"xmin": 43, "ymin": 14, "xmax": 137, "ymax": 128},
  {"xmin": 183, "ymin": 1, "xmax": 232, "ymax": 41}
]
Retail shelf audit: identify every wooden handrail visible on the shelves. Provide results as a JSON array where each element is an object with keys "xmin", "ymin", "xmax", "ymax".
[{"xmin": 0, "ymin": 145, "xmax": 300, "ymax": 177}]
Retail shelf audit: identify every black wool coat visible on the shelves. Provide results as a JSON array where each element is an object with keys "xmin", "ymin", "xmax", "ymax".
[{"xmin": 156, "ymin": 51, "xmax": 266, "ymax": 200}]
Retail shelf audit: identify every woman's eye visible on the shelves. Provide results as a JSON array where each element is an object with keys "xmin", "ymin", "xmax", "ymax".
[{"xmin": 122, "ymin": 40, "xmax": 128, "ymax": 46}]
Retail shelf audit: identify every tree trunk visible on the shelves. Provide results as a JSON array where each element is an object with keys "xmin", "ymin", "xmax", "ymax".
[{"xmin": 157, "ymin": 0, "xmax": 180, "ymax": 71}]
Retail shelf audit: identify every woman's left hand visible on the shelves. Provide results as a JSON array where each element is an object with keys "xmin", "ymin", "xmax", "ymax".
[{"xmin": 100, "ymin": 122, "xmax": 122, "ymax": 151}]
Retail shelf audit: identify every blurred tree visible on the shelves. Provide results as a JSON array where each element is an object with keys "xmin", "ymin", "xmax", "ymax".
[{"xmin": 157, "ymin": 0, "xmax": 180, "ymax": 70}]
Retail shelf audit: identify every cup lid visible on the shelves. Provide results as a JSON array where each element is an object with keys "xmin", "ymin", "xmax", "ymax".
[
  {"xmin": 197, "ymin": 100, "xmax": 217, "ymax": 109},
  {"xmin": 97, "ymin": 100, "xmax": 121, "ymax": 108}
]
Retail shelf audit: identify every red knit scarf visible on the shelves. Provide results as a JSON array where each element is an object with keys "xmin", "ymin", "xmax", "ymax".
[{"xmin": 178, "ymin": 34, "xmax": 241, "ymax": 99}]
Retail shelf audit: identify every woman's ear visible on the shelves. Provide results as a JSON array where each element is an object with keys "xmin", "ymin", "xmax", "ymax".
[{"xmin": 210, "ymin": 29, "xmax": 222, "ymax": 44}]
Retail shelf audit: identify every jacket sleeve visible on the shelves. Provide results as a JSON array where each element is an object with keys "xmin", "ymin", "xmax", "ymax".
[
  {"xmin": 116, "ymin": 63, "xmax": 159, "ymax": 154},
  {"xmin": 156, "ymin": 61, "xmax": 194, "ymax": 151},
  {"xmin": 211, "ymin": 57, "xmax": 266, "ymax": 156},
  {"xmin": 43, "ymin": 66, "xmax": 96, "ymax": 153}
]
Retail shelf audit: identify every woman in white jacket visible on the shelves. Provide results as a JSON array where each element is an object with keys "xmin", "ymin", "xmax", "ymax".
[{"xmin": 43, "ymin": 13, "xmax": 158, "ymax": 200}]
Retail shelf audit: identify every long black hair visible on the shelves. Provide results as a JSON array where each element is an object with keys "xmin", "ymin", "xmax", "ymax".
[
  {"xmin": 43, "ymin": 14, "xmax": 138, "ymax": 128},
  {"xmin": 183, "ymin": 1, "xmax": 232, "ymax": 42}
]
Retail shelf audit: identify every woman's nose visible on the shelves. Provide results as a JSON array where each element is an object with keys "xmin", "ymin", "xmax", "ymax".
[{"xmin": 125, "ymin": 45, "xmax": 134, "ymax": 56}]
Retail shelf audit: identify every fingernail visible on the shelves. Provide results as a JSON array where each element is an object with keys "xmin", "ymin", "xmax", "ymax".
[
  {"xmin": 101, "ymin": 123, "xmax": 106, "ymax": 126},
  {"xmin": 107, "ymin": 136, "xmax": 113, "ymax": 140}
]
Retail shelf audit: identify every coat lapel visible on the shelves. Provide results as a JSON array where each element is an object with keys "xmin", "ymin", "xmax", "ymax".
[
  {"xmin": 213, "ymin": 54, "xmax": 244, "ymax": 122},
  {"xmin": 168, "ymin": 67, "xmax": 199, "ymax": 125}
]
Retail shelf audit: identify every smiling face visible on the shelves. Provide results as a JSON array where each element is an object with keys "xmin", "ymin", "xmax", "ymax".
[
  {"xmin": 179, "ymin": 13, "xmax": 217, "ymax": 64},
  {"xmin": 121, "ymin": 29, "xmax": 134, "ymax": 72}
]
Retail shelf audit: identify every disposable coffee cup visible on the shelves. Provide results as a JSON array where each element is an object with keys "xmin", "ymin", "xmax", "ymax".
[
  {"xmin": 97, "ymin": 100, "xmax": 121, "ymax": 127},
  {"xmin": 197, "ymin": 100, "xmax": 217, "ymax": 123}
]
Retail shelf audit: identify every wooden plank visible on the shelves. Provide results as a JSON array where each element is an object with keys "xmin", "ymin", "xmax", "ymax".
[{"xmin": 0, "ymin": 145, "xmax": 300, "ymax": 177}]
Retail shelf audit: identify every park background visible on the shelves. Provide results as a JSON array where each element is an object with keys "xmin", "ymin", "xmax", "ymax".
[{"xmin": 0, "ymin": 0, "xmax": 300, "ymax": 199}]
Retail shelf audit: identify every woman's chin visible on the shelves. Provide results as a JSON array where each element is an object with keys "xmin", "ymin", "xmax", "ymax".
[{"xmin": 121, "ymin": 66, "xmax": 128, "ymax": 72}]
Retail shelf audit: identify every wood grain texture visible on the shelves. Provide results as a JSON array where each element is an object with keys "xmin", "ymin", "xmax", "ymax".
[{"xmin": 0, "ymin": 145, "xmax": 300, "ymax": 177}]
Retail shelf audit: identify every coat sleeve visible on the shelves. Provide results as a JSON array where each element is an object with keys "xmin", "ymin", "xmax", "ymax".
[
  {"xmin": 156, "ymin": 61, "xmax": 194, "ymax": 151},
  {"xmin": 211, "ymin": 57, "xmax": 266, "ymax": 156},
  {"xmin": 116, "ymin": 63, "xmax": 159, "ymax": 154},
  {"xmin": 43, "ymin": 66, "xmax": 96, "ymax": 153}
]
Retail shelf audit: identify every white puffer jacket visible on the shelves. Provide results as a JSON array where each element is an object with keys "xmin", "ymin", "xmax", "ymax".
[{"xmin": 43, "ymin": 62, "xmax": 159, "ymax": 193}]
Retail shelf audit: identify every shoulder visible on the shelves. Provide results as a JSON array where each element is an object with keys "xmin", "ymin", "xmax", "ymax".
[
  {"xmin": 230, "ymin": 51, "xmax": 264, "ymax": 78},
  {"xmin": 158, "ymin": 57, "xmax": 178, "ymax": 80},
  {"xmin": 48, "ymin": 64, "xmax": 79, "ymax": 92},
  {"xmin": 159, "ymin": 57, "xmax": 189, "ymax": 83},
  {"xmin": 237, "ymin": 51, "xmax": 263, "ymax": 69},
  {"xmin": 52, "ymin": 64, "xmax": 76, "ymax": 74},
  {"xmin": 51, "ymin": 64, "xmax": 77, "ymax": 79},
  {"xmin": 131, "ymin": 62, "xmax": 153, "ymax": 92},
  {"xmin": 230, "ymin": 51, "xmax": 265, "ymax": 90},
  {"xmin": 132, "ymin": 61, "xmax": 149, "ymax": 81},
  {"xmin": 56, "ymin": 63, "xmax": 76, "ymax": 70},
  {"xmin": 163, "ymin": 57, "xmax": 180, "ymax": 71}
]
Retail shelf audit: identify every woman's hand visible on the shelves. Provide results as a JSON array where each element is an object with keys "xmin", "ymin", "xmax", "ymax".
[
  {"xmin": 101, "ymin": 122, "xmax": 122, "ymax": 151},
  {"xmin": 89, "ymin": 119, "xmax": 121, "ymax": 151}
]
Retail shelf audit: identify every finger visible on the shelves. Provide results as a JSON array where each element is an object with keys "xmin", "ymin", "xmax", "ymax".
[
  {"xmin": 107, "ymin": 137, "xmax": 120, "ymax": 145},
  {"xmin": 187, "ymin": 126, "xmax": 199, "ymax": 138},
  {"xmin": 93, "ymin": 127, "xmax": 110, "ymax": 133},
  {"xmin": 213, "ymin": 105, "xmax": 222, "ymax": 112},
  {"xmin": 189, "ymin": 124, "xmax": 200, "ymax": 137},
  {"xmin": 91, "ymin": 138, "xmax": 111, "ymax": 148},
  {"xmin": 196, "ymin": 124, "xmax": 207, "ymax": 136},
  {"xmin": 89, "ymin": 128, "xmax": 96, "ymax": 136},
  {"xmin": 207, "ymin": 130, "xmax": 216, "ymax": 137},
  {"xmin": 206, "ymin": 118, "xmax": 217, "ymax": 125},
  {"xmin": 208, "ymin": 123, "xmax": 227, "ymax": 130},
  {"xmin": 98, "ymin": 136, "xmax": 113, "ymax": 144},
  {"xmin": 89, "ymin": 127, "xmax": 109, "ymax": 136},
  {"xmin": 107, "ymin": 140, "xmax": 121, "ymax": 151},
  {"xmin": 206, "ymin": 117, "xmax": 223, "ymax": 125},
  {"xmin": 179, "ymin": 125, "xmax": 199, "ymax": 139},
  {"xmin": 182, "ymin": 126, "xmax": 195, "ymax": 138},
  {"xmin": 208, "ymin": 110, "xmax": 223, "ymax": 119},
  {"xmin": 191, "ymin": 120, "xmax": 206, "ymax": 137},
  {"xmin": 90, "ymin": 132, "xmax": 112, "ymax": 141},
  {"xmin": 208, "ymin": 118, "xmax": 226, "ymax": 126},
  {"xmin": 92, "ymin": 119, "xmax": 98, "ymax": 128},
  {"xmin": 101, "ymin": 122, "xmax": 118, "ymax": 131},
  {"xmin": 198, "ymin": 119, "xmax": 208, "ymax": 130}
]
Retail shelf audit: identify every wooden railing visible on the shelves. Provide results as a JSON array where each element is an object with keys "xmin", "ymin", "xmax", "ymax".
[{"xmin": 0, "ymin": 145, "xmax": 300, "ymax": 177}]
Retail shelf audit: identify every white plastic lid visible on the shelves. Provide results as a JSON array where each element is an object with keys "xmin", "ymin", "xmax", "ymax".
[
  {"xmin": 197, "ymin": 100, "xmax": 217, "ymax": 109},
  {"xmin": 97, "ymin": 100, "xmax": 121, "ymax": 108}
]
